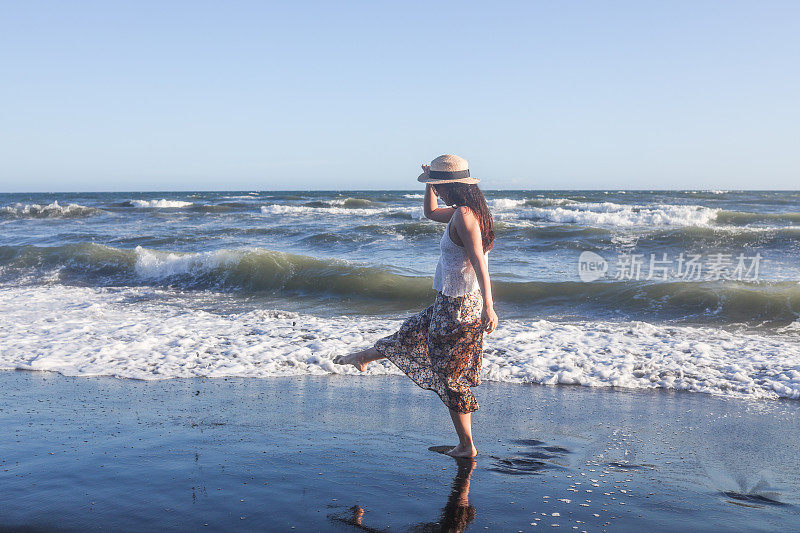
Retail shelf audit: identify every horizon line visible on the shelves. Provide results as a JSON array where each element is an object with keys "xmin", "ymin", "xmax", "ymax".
[{"xmin": 3, "ymin": 188, "xmax": 799, "ymax": 194}]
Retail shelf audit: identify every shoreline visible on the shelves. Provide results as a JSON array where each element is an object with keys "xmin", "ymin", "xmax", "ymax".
[{"xmin": 2, "ymin": 370, "xmax": 799, "ymax": 531}]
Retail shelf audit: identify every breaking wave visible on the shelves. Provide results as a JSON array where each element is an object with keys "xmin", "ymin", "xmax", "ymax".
[
  {"xmin": 0, "ymin": 201, "xmax": 101, "ymax": 219},
  {"xmin": 128, "ymin": 199, "xmax": 194, "ymax": 208},
  {"xmin": 1, "ymin": 243, "xmax": 798, "ymax": 325}
]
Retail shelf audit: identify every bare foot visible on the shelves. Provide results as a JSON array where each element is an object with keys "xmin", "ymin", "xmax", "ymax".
[
  {"xmin": 350, "ymin": 505, "xmax": 364, "ymax": 525},
  {"xmin": 446, "ymin": 444, "xmax": 478, "ymax": 458},
  {"xmin": 333, "ymin": 352, "xmax": 369, "ymax": 372}
]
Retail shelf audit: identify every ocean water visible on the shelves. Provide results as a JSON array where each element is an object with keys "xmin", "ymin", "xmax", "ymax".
[{"xmin": 2, "ymin": 190, "xmax": 800, "ymax": 399}]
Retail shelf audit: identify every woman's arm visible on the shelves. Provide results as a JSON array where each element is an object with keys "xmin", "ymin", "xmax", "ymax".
[
  {"xmin": 453, "ymin": 206, "xmax": 498, "ymax": 334},
  {"xmin": 421, "ymin": 166, "xmax": 455, "ymax": 223}
]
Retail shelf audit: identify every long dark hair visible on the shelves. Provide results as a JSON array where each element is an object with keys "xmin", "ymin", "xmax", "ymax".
[{"xmin": 436, "ymin": 183, "xmax": 495, "ymax": 253}]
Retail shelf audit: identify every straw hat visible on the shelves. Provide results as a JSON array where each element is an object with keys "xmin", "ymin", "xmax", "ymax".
[{"xmin": 417, "ymin": 154, "xmax": 479, "ymax": 184}]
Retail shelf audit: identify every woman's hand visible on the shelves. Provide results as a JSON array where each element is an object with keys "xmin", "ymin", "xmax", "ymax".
[
  {"xmin": 421, "ymin": 163, "xmax": 430, "ymax": 175},
  {"xmin": 482, "ymin": 305, "xmax": 498, "ymax": 334}
]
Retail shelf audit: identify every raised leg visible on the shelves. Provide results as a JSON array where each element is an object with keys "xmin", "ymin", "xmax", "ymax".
[
  {"xmin": 446, "ymin": 408, "xmax": 477, "ymax": 458},
  {"xmin": 333, "ymin": 346, "xmax": 385, "ymax": 372}
]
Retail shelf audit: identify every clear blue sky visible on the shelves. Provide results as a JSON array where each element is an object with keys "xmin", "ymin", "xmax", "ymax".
[{"xmin": 1, "ymin": 1, "xmax": 798, "ymax": 192}]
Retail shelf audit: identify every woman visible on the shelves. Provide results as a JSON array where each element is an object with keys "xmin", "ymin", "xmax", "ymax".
[{"xmin": 334, "ymin": 154, "xmax": 498, "ymax": 458}]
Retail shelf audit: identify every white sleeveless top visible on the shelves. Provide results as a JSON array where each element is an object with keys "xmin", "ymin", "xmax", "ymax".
[{"xmin": 432, "ymin": 218, "xmax": 488, "ymax": 297}]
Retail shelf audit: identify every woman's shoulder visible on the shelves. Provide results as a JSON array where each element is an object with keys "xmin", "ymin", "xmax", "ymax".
[{"xmin": 452, "ymin": 205, "xmax": 477, "ymax": 226}]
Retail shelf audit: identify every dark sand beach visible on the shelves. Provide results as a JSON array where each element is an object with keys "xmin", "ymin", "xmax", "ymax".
[{"xmin": 1, "ymin": 371, "xmax": 799, "ymax": 532}]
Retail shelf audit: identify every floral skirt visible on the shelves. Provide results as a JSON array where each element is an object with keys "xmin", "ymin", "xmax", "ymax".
[{"xmin": 373, "ymin": 290, "xmax": 484, "ymax": 414}]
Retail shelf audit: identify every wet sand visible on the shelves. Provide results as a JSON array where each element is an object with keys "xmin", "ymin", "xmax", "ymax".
[{"xmin": 1, "ymin": 371, "xmax": 799, "ymax": 532}]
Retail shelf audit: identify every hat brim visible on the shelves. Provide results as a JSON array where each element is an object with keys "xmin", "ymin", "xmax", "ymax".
[{"xmin": 417, "ymin": 173, "xmax": 480, "ymax": 184}]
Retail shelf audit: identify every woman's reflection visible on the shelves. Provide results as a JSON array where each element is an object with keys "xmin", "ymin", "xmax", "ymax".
[{"xmin": 332, "ymin": 456, "xmax": 477, "ymax": 532}]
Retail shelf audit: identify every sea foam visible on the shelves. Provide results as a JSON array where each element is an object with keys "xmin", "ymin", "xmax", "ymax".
[
  {"xmin": 130, "ymin": 199, "xmax": 194, "ymax": 208},
  {"xmin": 261, "ymin": 204, "xmax": 425, "ymax": 219},
  {"xmin": 2, "ymin": 284, "xmax": 799, "ymax": 400},
  {"xmin": 510, "ymin": 202, "xmax": 720, "ymax": 227}
]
